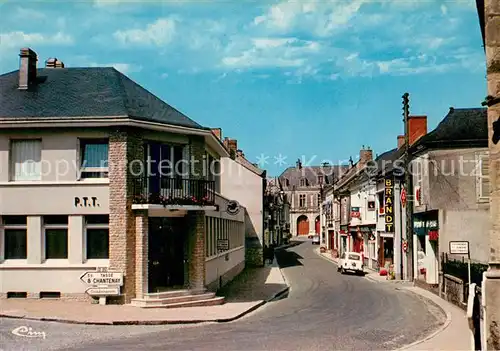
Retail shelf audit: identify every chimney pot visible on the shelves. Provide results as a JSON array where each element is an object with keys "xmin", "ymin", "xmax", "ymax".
[
  {"xmin": 359, "ymin": 147, "xmax": 373, "ymax": 164},
  {"xmin": 397, "ymin": 135, "xmax": 405, "ymax": 149},
  {"xmin": 18, "ymin": 48, "xmax": 38, "ymax": 90}
]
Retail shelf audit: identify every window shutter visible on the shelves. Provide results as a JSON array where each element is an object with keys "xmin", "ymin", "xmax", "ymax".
[{"xmin": 481, "ymin": 153, "xmax": 490, "ymax": 199}]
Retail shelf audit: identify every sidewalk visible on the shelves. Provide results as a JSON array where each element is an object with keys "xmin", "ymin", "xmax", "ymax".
[
  {"xmin": 398, "ymin": 287, "xmax": 471, "ymax": 351},
  {"xmin": 0, "ymin": 259, "xmax": 288, "ymax": 325},
  {"xmin": 315, "ymin": 247, "xmax": 471, "ymax": 351}
]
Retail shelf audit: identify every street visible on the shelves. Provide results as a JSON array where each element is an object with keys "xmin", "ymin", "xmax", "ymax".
[{"xmin": 0, "ymin": 241, "xmax": 445, "ymax": 351}]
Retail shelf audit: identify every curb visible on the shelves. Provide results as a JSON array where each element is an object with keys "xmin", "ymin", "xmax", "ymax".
[
  {"xmin": 0, "ymin": 267, "xmax": 291, "ymax": 327},
  {"xmin": 394, "ymin": 288, "xmax": 452, "ymax": 350}
]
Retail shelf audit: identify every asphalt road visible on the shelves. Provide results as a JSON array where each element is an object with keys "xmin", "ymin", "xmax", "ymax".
[{"xmin": 0, "ymin": 240, "xmax": 446, "ymax": 351}]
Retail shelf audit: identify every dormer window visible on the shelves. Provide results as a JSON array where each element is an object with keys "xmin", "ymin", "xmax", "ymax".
[
  {"xmin": 318, "ymin": 175, "xmax": 324, "ymax": 185},
  {"xmin": 300, "ymin": 178, "xmax": 308, "ymax": 187}
]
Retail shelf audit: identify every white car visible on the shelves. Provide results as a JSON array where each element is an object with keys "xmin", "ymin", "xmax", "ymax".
[
  {"xmin": 312, "ymin": 234, "xmax": 320, "ymax": 245},
  {"xmin": 337, "ymin": 252, "xmax": 364, "ymax": 275}
]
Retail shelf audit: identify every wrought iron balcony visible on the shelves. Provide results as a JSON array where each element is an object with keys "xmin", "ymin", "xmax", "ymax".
[{"xmin": 132, "ymin": 176, "xmax": 215, "ymax": 206}]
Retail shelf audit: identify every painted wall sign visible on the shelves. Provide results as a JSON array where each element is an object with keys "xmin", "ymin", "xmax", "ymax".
[
  {"xmin": 449, "ymin": 241, "xmax": 469, "ymax": 255},
  {"xmin": 384, "ymin": 177, "xmax": 394, "ymax": 232},
  {"xmin": 74, "ymin": 196, "xmax": 100, "ymax": 207},
  {"xmin": 226, "ymin": 200, "xmax": 240, "ymax": 215}
]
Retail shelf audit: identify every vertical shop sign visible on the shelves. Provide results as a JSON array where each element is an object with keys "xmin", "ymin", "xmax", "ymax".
[{"xmin": 385, "ymin": 177, "xmax": 394, "ymax": 232}]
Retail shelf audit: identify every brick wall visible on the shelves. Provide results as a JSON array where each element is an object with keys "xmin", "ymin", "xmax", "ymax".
[
  {"xmin": 188, "ymin": 211, "xmax": 206, "ymax": 292},
  {"xmin": 135, "ymin": 210, "xmax": 148, "ymax": 299},
  {"xmin": 190, "ymin": 136, "xmax": 205, "ymax": 180},
  {"xmin": 109, "ymin": 128, "xmax": 144, "ymax": 303}
]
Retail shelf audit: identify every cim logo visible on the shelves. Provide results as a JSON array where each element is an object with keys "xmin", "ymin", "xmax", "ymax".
[{"xmin": 11, "ymin": 326, "xmax": 47, "ymax": 339}]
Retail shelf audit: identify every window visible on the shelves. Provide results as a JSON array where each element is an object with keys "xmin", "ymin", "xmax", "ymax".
[
  {"xmin": 79, "ymin": 139, "xmax": 109, "ymax": 178},
  {"xmin": 299, "ymin": 194, "xmax": 306, "ymax": 207},
  {"xmin": 44, "ymin": 216, "xmax": 68, "ymax": 259},
  {"xmin": 300, "ymin": 178, "xmax": 307, "ymax": 187},
  {"xmin": 477, "ymin": 152, "xmax": 490, "ymax": 201},
  {"xmin": 206, "ymin": 153, "xmax": 218, "ymax": 182},
  {"xmin": 10, "ymin": 139, "xmax": 41, "ymax": 181},
  {"xmin": 2, "ymin": 216, "xmax": 27, "ymax": 259},
  {"xmin": 85, "ymin": 215, "xmax": 109, "ymax": 259},
  {"xmin": 318, "ymin": 175, "xmax": 323, "ymax": 185}
]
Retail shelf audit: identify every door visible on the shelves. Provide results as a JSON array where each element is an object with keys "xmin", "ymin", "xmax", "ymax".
[
  {"xmin": 297, "ymin": 216, "xmax": 309, "ymax": 235},
  {"xmin": 148, "ymin": 217, "xmax": 187, "ymax": 292}
]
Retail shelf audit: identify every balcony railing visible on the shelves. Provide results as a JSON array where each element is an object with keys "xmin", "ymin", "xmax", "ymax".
[{"xmin": 132, "ymin": 176, "xmax": 216, "ymax": 206}]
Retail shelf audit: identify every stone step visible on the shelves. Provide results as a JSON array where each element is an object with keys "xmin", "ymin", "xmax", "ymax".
[
  {"xmin": 132, "ymin": 296, "xmax": 225, "ymax": 309},
  {"xmin": 143, "ymin": 290, "xmax": 192, "ymax": 300},
  {"xmin": 131, "ymin": 292, "xmax": 216, "ymax": 307}
]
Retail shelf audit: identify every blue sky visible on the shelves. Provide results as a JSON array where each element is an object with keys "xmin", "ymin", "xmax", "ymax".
[{"xmin": 0, "ymin": 0, "xmax": 486, "ymax": 176}]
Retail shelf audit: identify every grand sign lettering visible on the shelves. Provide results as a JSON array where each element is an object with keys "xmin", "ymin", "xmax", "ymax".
[{"xmin": 384, "ymin": 177, "xmax": 394, "ymax": 232}]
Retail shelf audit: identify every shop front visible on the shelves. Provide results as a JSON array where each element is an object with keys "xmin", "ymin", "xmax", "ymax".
[{"xmin": 413, "ymin": 211, "xmax": 439, "ymax": 286}]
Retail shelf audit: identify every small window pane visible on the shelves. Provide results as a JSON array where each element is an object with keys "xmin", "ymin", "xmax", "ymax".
[
  {"xmin": 44, "ymin": 215, "xmax": 68, "ymax": 225},
  {"xmin": 87, "ymin": 228, "xmax": 109, "ymax": 259},
  {"xmin": 5, "ymin": 229, "xmax": 27, "ymax": 259},
  {"xmin": 11, "ymin": 139, "xmax": 41, "ymax": 181},
  {"xmin": 86, "ymin": 215, "xmax": 109, "ymax": 225},
  {"xmin": 81, "ymin": 141, "xmax": 109, "ymax": 168},
  {"xmin": 45, "ymin": 229, "xmax": 68, "ymax": 259},
  {"xmin": 2, "ymin": 215, "xmax": 27, "ymax": 225}
]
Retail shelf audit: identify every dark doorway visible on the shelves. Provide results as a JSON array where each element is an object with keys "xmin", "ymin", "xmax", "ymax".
[{"xmin": 148, "ymin": 217, "xmax": 187, "ymax": 292}]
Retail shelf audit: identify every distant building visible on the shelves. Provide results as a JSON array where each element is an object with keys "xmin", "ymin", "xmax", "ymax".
[{"xmin": 279, "ymin": 160, "xmax": 346, "ymax": 238}]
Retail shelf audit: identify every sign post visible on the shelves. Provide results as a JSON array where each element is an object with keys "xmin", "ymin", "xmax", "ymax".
[
  {"xmin": 80, "ymin": 268, "xmax": 123, "ymax": 305},
  {"xmin": 449, "ymin": 241, "xmax": 471, "ymax": 285}
]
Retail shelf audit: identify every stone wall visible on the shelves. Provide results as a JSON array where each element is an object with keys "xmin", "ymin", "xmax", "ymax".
[{"xmin": 109, "ymin": 128, "xmax": 144, "ymax": 303}]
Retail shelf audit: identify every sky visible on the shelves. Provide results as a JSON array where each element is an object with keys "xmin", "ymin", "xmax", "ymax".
[{"xmin": 0, "ymin": 0, "xmax": 487, "ymax": 176}]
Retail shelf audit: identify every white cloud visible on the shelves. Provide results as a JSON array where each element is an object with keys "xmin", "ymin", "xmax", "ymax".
[
  {"xmin": 0, "ymin": 31, "xmax": 73, "ymax": 49},
  {"xmin": 89, "ymin": 62, "xmax": 143, "ymax": 74},
  {"xmin": 113, "ymin": 17, "xmax": 177, "ymax": 46},
  {"xmin": 221, "ymin": 37, "xmax": 320, "ymax": 69}
]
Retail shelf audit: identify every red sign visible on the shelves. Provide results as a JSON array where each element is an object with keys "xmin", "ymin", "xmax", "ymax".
[
  {"xmin": 429, "ymin": 230, "xmax": 439, "ymax": 241},
  {"xmin": 401, "ymin": 187, "xmax": 407, "ymax": 208}
]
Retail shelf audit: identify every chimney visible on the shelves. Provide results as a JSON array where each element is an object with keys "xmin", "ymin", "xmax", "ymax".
[
  {"xmin": 211, "ymin": 128, "xmax": 222, "ymax": 140},
  {"xmin": 296, "ymin": 159, "xmax": 302, "ymax": 169},
  {"xmin": 408, "ymin": 115, "xmax": 427, "ymax": 145},
  {"xmin": 397, "ymin": 135, "xmax": 405, "ymax": 149},
  {"xmin": 359, "ymin": 146, "xmax": 373, "ymax": 165},
  {"xmin": 18, "ymin": 48, "xmax": 38, "ymax": 90},
  {"xmin": 236, "ymin": 149, "xmax": 244, "ymax": 158},
  {"xmin": 45, "ymin": 57, "xmax": 65, "ymax": 68}
]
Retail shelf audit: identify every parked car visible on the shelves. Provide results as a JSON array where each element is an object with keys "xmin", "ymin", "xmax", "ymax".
[
  {"xmin": 312, "ymin": 234, "xmax": 320, "ymax": 245},
  {"xmin": 337, "ymin": 252, "xmax": 364, "ymax": 275}
]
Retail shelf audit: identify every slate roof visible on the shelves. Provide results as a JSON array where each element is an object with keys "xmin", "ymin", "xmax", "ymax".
[
  {"xmin": 0, "ymin": 67, "xmax": 205, "ymax": 129},
  {"xmin": 410, "ymin": 107, "xmax": 487, "ymax": 153},
  {"xmin": 279, "ymin": 164, "xmax": 349, "ymax": 190}
]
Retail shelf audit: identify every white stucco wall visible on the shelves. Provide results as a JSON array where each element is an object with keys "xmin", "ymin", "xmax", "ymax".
[{"xmin": 219, "ymin": 157, "xmax": 263, "ymax": 243}]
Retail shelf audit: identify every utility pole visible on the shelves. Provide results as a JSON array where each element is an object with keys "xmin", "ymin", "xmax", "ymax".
[{"xmin": 403, "ymin": 92, "xmax": 414, "ymax": 281}]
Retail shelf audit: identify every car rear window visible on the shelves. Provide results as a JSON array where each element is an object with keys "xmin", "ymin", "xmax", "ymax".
[{"xmin": 348, "ymin": 254, "xmax": 361, "ymax": 260}]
